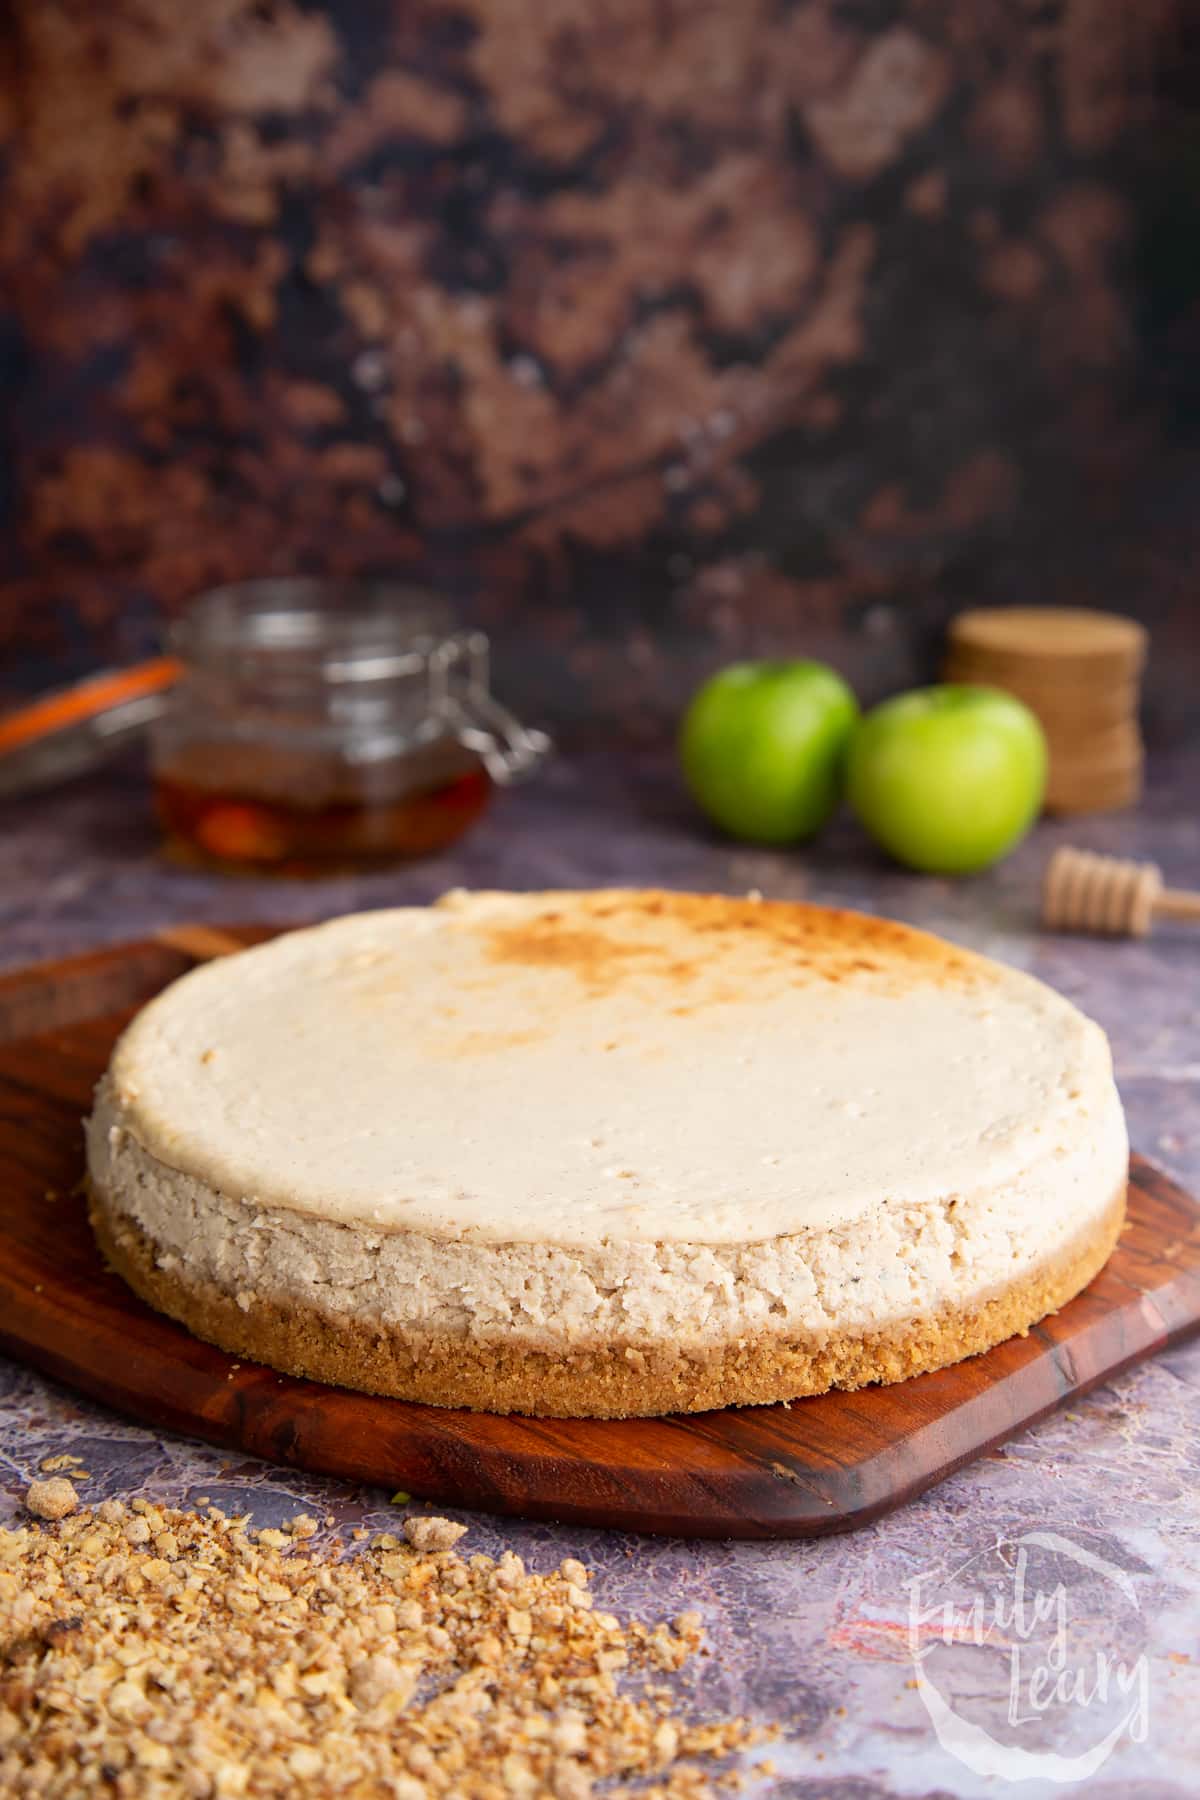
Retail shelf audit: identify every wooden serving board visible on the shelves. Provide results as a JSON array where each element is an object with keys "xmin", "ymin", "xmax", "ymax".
[{"xmin": 3, "ymin": 929, "xmax": 1199, "ymax": 1541}]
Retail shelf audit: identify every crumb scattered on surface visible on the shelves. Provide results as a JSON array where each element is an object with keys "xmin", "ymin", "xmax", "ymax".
[
  {"xmin": 402, "ymin": 1514, "xmax": 469, "ymax": 1553},
  {"xmin": 1, "ymin": 1495, "xmax": 770, "ymax": 1797},
  {"xmin": 23, "ymin": 1478, "xmax": 78, "ymax": 1520}
]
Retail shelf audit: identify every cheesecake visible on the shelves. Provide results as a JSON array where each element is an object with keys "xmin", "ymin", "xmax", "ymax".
[{"xmin": 86, "ymin": 889, "xmax": 1127, "ymax": 1417}]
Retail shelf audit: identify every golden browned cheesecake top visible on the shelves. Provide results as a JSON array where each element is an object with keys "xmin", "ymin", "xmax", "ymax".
[{"xmin": 97, "ymin": 888, "xmax": 1122, "ymax": 1249}]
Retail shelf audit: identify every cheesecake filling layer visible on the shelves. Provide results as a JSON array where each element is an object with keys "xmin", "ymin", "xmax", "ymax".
[
  {"xmin": 96, "ymin": 893, "xmax": 1122, "ymax": 1249},
  {"xmin": 88, "ymin": 1076, "xmax": 1128, "ymax": 1351}
]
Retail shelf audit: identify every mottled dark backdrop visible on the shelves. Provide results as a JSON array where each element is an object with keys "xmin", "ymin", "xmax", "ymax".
[{"xmin": 1, "ymin": 0, "xmax": 1198, "ymax": 738}]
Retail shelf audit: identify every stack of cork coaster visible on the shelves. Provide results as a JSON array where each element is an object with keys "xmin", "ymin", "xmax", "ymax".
[{"xmin": 944, "ymin": 607, "xmax": 1147, "ymax": 815}]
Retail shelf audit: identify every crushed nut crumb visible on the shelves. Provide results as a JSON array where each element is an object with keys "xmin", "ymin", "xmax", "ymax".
[
  {"xmin": 0, "ymin": 1496, "xmax": 771, "ymax": 1796},
  {"xmin": 23, "ymin": 1477, "xmax": 78, "ymax": 1520},
  {"xmin": 402, "ymin": 1514, "xmax": 468, "ymax": 1553}
]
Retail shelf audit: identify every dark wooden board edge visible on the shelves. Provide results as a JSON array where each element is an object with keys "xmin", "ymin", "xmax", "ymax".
[{"xmin": 0, "ymin": 926, "xmax": 276, "ymax": 1045}]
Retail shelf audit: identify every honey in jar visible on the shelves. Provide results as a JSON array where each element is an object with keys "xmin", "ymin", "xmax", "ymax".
[{"xmin": 149, "ymin": 581, "xmax": 547, "ymax": 875}]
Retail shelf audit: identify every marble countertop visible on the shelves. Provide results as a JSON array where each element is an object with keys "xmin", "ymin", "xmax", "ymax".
[{"xmin": 3, "ymin": 743, "xmax": 1199, "ymax": 1796}]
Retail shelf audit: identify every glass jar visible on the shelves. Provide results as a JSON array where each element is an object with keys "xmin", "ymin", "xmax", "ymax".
[{"xmin": 150, "ymin": 580, "xmax": 549, "ymax": 874}]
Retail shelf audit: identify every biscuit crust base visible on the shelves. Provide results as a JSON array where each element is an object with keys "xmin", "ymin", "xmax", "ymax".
[{"xmin": 89, "ymin": 1185, "xmax": 1126, "ymax": 1419}]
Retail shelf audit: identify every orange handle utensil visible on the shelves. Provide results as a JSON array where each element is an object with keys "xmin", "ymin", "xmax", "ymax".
[{"xmin": 0, "ymin": 658, "xmax": 181, "ymax": 795}]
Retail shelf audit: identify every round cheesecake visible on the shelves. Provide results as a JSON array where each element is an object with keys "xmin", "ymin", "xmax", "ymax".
[{"xmin": 86, "ymin": 889, "xmax": 1127, "ymax": 1417}]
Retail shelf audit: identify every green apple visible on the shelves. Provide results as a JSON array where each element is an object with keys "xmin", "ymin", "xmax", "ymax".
[
  {"xmin": 679, "ymin": 660, "xmax": 859, "ymax": 844},
  {"xmin": 846, "ymin": 685, "xmax": 1046, "ymax": 874}
]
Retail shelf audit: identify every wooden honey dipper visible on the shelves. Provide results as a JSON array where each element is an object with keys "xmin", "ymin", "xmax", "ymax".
[{"xmin": 1043, "ymin": 847, "xmax": 1200, "ymax": 937}]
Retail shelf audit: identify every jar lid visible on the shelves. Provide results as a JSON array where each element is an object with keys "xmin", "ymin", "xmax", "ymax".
[{"xmin": 170, "ymin": 579, "xmax": 455, "ymax": 681}]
